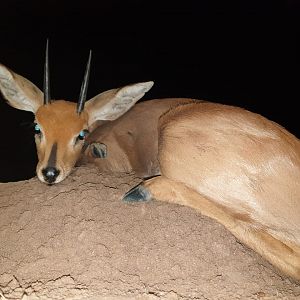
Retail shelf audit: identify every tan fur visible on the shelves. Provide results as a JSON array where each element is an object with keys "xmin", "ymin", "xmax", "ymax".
[
  {"xmin": 80, "ymin": 98, "xmax": 194, "ymax": 177},
  {"xmin": 35, "ymin": 101, "xmax": 88, "ymax": 183},
  {"xmin": 139, "ymin": 102, "xmax": 300, "ymax": 281}
]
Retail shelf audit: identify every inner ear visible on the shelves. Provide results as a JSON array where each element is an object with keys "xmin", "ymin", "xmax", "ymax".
[
  {"xmin": 85, "ymin": 81, "xmax": 154, "ymax": 126},
  {"xmin": 0, "ymin": 64, "xmax": 44, "ymax": 113}
]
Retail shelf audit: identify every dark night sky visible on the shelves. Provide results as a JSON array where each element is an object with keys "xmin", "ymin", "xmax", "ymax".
[{"xmin": 0, "ymin": 0, "xmax": 297, "ymax": 182}]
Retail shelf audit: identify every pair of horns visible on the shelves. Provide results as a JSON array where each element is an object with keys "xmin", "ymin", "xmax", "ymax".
[{"xmin": 43, "ymin": 40, "xmax": 92, "ymax": 114}]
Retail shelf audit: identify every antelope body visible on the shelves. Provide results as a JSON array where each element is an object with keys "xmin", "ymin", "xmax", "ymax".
[
  {"xmin": 124, "ymin": 101, "xmax": 300, "ymax": 281},
  {"xmin": 1, "ymin": 48, "xmax": 299, "ymax": 282}
]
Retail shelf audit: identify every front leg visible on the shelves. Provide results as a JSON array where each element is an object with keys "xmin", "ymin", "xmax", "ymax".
[
  {"xmin": 122, "ymin": 176, "xmax": 225, "ymax": 218},
  {"xmin": 123, "ymin": 175, "xmax": 205, "ymax": 208}
]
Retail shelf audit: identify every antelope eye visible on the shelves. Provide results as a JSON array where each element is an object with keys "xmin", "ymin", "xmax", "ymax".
[
  {"xmin": 77, "ymin": 129, "xmax": 89, "ymax": 141},
  {"xmin": 34, "ymin": 123, "xmax": 41, "ymax": 135}
]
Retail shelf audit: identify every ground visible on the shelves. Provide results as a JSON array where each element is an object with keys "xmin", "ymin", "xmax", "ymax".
[{"xmin": 0, "ymin": 166, "xmax": 299, "ymax": 300}]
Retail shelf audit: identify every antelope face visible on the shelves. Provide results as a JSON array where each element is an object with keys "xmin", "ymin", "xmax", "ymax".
[
  {"xmin": 0, "ymin": 41, "xmax": 154, "ymax": 184},
  {"xmin": 34, "ymin": 101, "xmax": 89, "ymax": 184}
]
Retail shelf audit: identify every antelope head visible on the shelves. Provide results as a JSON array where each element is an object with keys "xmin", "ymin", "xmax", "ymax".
[{"xmin": 0, "ymin": 42, "xmax": 154, "ymax": 184}]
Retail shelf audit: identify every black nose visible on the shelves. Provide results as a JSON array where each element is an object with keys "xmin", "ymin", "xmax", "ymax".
[{"xmin": 42, "ymin": 167, "xmax": 60, "ymax": 183}]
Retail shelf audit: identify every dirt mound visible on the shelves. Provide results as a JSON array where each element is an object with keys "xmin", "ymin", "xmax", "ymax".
[{"xmin": 0, "ymin": 166, "xmax": 299, "ymax": 300}]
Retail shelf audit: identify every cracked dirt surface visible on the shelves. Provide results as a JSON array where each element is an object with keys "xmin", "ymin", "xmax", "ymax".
[{"xmin": 0, "ymin": 166, "xmax": 300, "ymax": 300}]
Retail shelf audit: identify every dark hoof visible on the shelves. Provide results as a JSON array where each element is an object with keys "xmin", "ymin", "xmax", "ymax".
[
  {"xmin": 91, "ymin": 143, "xmax": 107, "ymax": 158},
  {"xmin": 122, "ymin": 184, "xmax": 151, "ymax": 202}
]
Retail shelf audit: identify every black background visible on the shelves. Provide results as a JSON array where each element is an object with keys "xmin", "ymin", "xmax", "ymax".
[{"xmin": 0, "ymin": 0, "xmax": 297, "ymax": 182}]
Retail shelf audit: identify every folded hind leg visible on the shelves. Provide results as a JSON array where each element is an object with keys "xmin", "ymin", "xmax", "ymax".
[
  {"xmin": 123, "ymin": 175, "xmax": 241, "ymax": 227},
  {"xmin": 123, "ymin": 175, "xmax": 300, "ymax": 282}
]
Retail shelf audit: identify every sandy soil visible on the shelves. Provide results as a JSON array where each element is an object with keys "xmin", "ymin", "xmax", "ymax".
[{"xmin": 0, "ymin": 166, "xmax": 299, "ymax": 300}]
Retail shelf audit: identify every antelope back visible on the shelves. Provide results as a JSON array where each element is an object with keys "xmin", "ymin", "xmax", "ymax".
[{"xmin": 158, "ymin": 102, "xmax": 300, "ymax": 242}]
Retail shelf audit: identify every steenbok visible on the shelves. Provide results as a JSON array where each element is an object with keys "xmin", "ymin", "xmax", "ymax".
[
  {"xmin": 0, "ymin": 42, "xmax": 190, "ymax": 184},
  {"xmin": 1, "ymin": 43, "xmax": 299, "ymax": 281}
]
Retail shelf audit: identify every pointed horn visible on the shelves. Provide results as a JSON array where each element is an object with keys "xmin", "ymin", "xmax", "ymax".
[
  {"xmin": 43, "ymin": 39, "xmax": 51, "ymax": 105},
  {"xmin": 77, "ymin": 50, "xmax": 92, "ymax": 114}
]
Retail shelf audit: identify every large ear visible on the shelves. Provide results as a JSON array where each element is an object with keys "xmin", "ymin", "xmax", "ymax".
[
  {"xmin": 0, "ymin": 63, "xmax": 44, "ymax": 113},
  {"xmin": 85, "ymin": 81, "xmax": 154, "ymax": 126}
]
